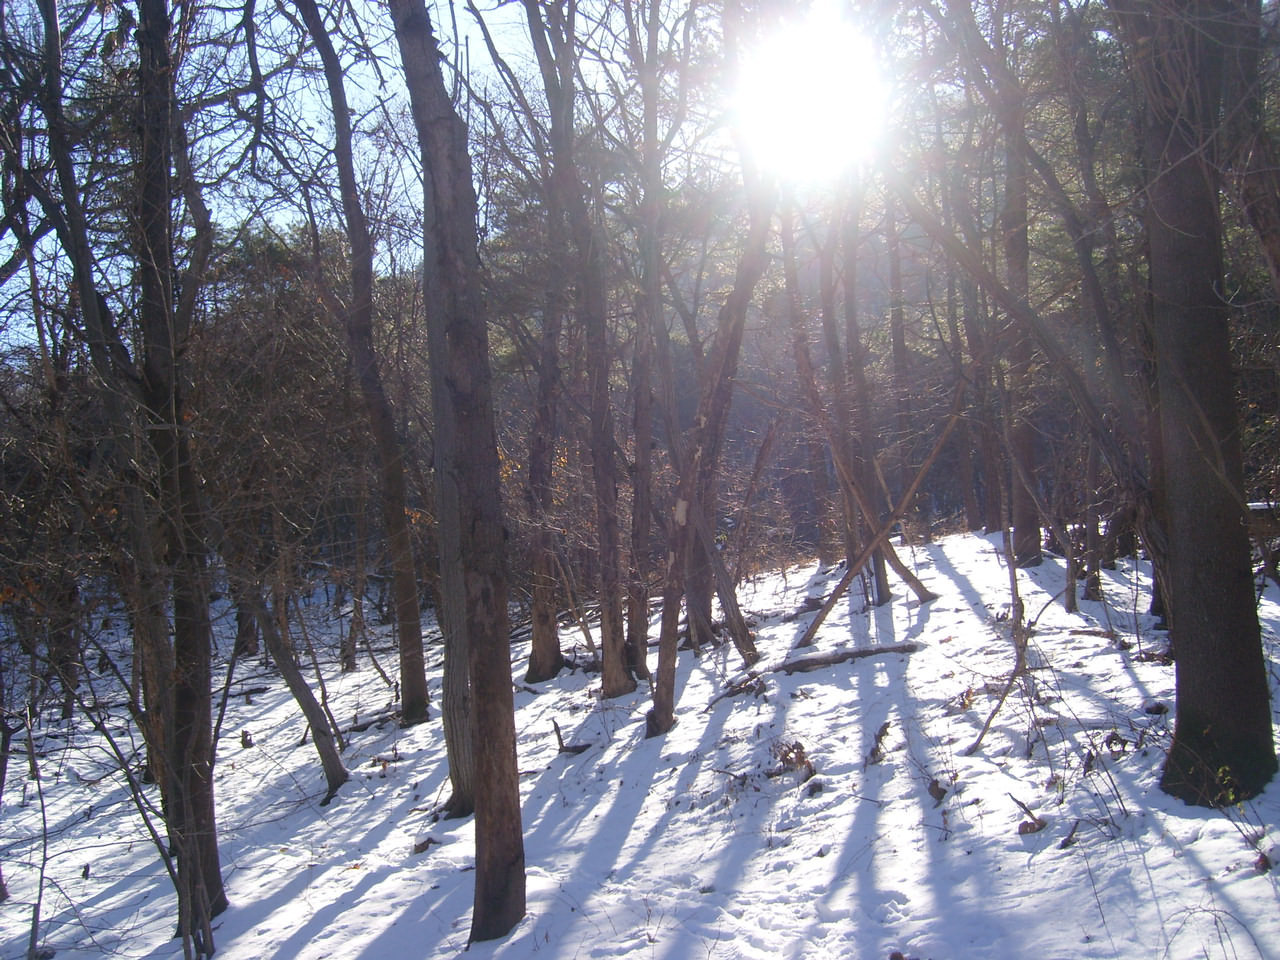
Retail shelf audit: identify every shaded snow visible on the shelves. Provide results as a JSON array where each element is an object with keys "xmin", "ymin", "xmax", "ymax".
[{"xmin": 3, "ymin": 532, "xmax": 1279, "ymax": 959}]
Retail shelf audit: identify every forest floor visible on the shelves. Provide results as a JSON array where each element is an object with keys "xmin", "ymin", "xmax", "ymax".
[{"xmin": 2, "ymin": 530, "xmax": 1279, "ymax": 960}]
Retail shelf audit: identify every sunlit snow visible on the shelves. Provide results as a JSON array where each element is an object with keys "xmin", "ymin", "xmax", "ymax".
[{"xmin": 2, "ymin": 531, "xmax": 1279, "ymax": 959}]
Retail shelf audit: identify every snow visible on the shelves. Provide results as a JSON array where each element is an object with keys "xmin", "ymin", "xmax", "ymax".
[{"xmin": 3, "ymin": 531, "xmax": 1279, "ymax": 960}]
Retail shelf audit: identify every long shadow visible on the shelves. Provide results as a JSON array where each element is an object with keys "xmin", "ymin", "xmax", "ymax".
[
  {"xmin": 787, "ymin": 606, "xmax": 1017, "ymax": 956},
  {"xmin": 776, "ymin": 547, "xmax": 1025, "ymax": 957},
  {"xmin": 203, "ymin": 719, "xmax": 457, "ymax": 954},
  {"xmin": 265, "ymin": 867, "xmax": 384, "ymax": 960},
  {"xmin": 922, "ymin": 533, "xmax": 1005, "ymax": 620},
  {"xmin": 815, "ymin": 608, "xmax": 920, "ymax": 950},
  {"xmin": 648, "ymin": 688, "xmax": 789, "ymax": 960},
  {"xmin": 617, "ymin": 667, "xmax": 783, "ymax": 884},
  {"xmin": 353, "ymin": 869, "xmax": 475, "ymax": 959}
]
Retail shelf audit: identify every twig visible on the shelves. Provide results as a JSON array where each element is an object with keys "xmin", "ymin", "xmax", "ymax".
[
  {"xmin": 210, "ymin": 637, "xmax": 243, "ymax": 775},
  {"xmin": 703, "ymin": 673, "xmax": 766, "ymax": 712},
  {"xmin": 361, "ymin": 632, "xmax": 395, "ymax": 690},
  {"xmin": 964, "ymin": 526, "xmax": 1029, "ymax": 756},
  {"xmin": 551, "ymin": 549, "xmax": 598, "ymax": 658},
  {"xmin": 25, "ymin": 704, "xmax": 47, "ymax": 960}
]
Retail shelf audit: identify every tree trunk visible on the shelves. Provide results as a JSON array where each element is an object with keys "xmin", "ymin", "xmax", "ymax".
[
  {"xmin": 523, "ymin": 0, "xmax": 634, "ymax": 698},
  {"xmin": 136, "ymin": 0, "xmax": 226, "ymax": 941},
  {"xmin": 886, "ymin": 196, "xmax": 913, "ymax": 525},
  {"xmin": 343, "ymin": 470, "xmax": 369, "ymax": 673},
  {"xmin": 524, "ymin": 199, "xmax": 567, "ymax": 684},
  {"xmin": 1001, "ymin": 105, "xmax": 1041, "ymax": 567},
  {"xmin": 647, "ymin": 179, "xmax": 774, "ymax": 737},
  {"xmin": 389, "ymin": 0, "xmax": 525, "ymax": 937},
  {"xmin": 943, "ymin": 266, "xmax": 982, "ymax": 533},
  {"xmin": 33, "ymin": 0, "xmax": 224, "ymax": 942},
  {"xmin": 1222, "ymin": 0, "xmax": 1280, "ymax": 300},
  {"xmin": 244, "ymin": 589, "xmax": 349, "ymax": 802},
  {"xmin": 524, "ymin": 310, "xmax": 566, "ymax": 684},
  {"xmin": 626, "ymin": 0, "xmax": 663, "ymax": 682},
  {"xmin": 294, "ymin": 0, "xmax": 429, "ymax": 727},
  {"xmin": 817, "ymin": 218, "xmax": 862, "ymax": 563},
  {"xmin": 840, "ymin": 198, "xmax": 892, "ymax": 602},
  {"xmin": 1, "ymin": 660, "xmax": 12, "ymax": 902},
  {"xmin": 1111, "ymin": 0, "xmax": 1277, "ymax": 803},
  {"xmin": 781, "ymin": 205, "xmax": 839, "ymax": 567}
]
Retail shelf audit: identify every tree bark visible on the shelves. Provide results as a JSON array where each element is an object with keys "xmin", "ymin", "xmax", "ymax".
[
  {"xmin": 32, "ymin": 0, "xmax": 179, "ymax": 907},
  {"xmin": 1111, "ymin": 0, "xmax": 1276, "ymax": 803},
  {"xmin": 1001, "ymin": 105, "xmax": 1042, "ymax": 567},
  {"xmin": 625, "ymin": 0, "xmax": 664, "ymax": 683},
  {"xmin": 524, "ymin": 297, "xmax": 566, "ymax": 683},
  {"xmin": 647, "ymin": 179, "xmax": 773, "ymax": 737},
  {"xmin": 839, "ymin": 198, "xmax": 892, "ymax": 602},
  {"xmin": 817, "ymin": 218, "xmax": 863, "ymax": 563},
  {"xmin": 1222, "ymin": 0, "xmax": 1280, "ymax": 299},
  {"xmin": 886, "ymin": 195, "xmax": 912, "ymax": 518},
  {"xmin": 388, "ymin": 0, "xmax": 525, "ymax": 937},
  {"xmin": 781, "ymin": 206, "xmax": 845, "ymax": 566}
]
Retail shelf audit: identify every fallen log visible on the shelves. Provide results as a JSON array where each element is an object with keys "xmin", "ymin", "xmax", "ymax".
[{"xmin": 778, "ymin": 642, "xmax": 921, "ymax": 675}]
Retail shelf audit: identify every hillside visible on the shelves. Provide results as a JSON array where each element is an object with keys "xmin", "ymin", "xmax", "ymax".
[{"xmin": 3, "ymin": 532, "xmax": 1279, "ymax": 960}]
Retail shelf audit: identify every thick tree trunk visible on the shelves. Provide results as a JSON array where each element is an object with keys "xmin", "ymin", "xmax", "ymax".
[
  {"xmin": 524, "ymin": 292, "xmax": 566, "ymax": 683},
  {"xmin": 432, "ymin": 377, "xmax": 476, "ymax": 815},
  {"xmin": 1112, "ymin": 0, "xmax": 1277, "ymax": 803},
  {"xmin": 389, "ymin": 0, "xmax": 525, "ymax": 938}
]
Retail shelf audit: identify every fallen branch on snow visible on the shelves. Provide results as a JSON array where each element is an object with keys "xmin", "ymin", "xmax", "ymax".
[
  {"xmin": 703, "ymin": 643, "xmax": 922, "ymax": 713},
  {"xmin": 778, "ymin": 642, "xmax": 921, "ymax": 675}
]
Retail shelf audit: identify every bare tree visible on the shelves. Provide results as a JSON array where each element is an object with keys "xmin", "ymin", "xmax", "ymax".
[
  {"xmin": 388, "ymin": 0, "xmax": 526, "ymax": 938},
  {"xmin": 291, "ymin": 0, "xmax": 430, "ymax": 727},
  {"xmin": 0, "ymin": 0, "xmax": 231, "ymax": 946},
  {"xmin": 522, "ymin": 0, "xmax": 636, "ymax": 698},
  {"xmin": 1110, "ymin": 0, "xmax": 1277, "ymax": 803}
]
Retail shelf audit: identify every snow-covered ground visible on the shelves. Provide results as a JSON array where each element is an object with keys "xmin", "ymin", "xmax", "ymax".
[{"xmin": 3, "ymin": 531, "xmax": 1279, "ymax": 960}]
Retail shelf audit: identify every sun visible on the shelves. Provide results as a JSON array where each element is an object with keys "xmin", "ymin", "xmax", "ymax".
[{"xmin": 731, "ymin": 7, "xmax": 890, "ymax": 187}]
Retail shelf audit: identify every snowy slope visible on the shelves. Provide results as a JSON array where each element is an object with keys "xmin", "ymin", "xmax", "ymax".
[{"xmin": 3, "ymin": 532, "xmax": 1278, "ymax": 960}]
